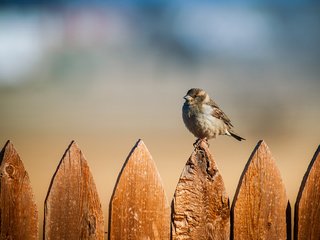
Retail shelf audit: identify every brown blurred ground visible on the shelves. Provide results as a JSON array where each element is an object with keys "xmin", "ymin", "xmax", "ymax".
[{"xmin": 1, "ymin": 65, "xmax": 319, "ymax": 236}]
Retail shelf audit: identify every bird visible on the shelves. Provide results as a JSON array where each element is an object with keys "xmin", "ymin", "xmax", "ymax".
[{"xmin": 182, "ymin": 88, "xmax": 245, "ymax": 144}]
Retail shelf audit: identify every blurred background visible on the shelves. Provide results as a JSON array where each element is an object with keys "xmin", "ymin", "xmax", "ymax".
[{"xmin": 0, "ymin": 0, "xmax": 319, "ymax": 237}]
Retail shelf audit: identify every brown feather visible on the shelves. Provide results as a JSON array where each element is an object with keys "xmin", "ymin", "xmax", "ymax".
[{"xmin": 208, "ymin": 99, "xmax": 234, "ymax": 128}]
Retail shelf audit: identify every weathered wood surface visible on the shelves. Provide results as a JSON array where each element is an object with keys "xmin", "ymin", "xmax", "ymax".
[
  {"xmin": 0, "ymin": 141, "xmax": 38, "ymax": 239},
  {"xmin": 172, "ymin": 140, "xmax": 230, "ymax": 240},
  {"xmin": 109, "ymin": 139, "xmax": 170, "ymax": 240},
  {"xmin": 231, "ymin": 140, "xmax": 290, "ymax": 240},
  {"xmin": 294, "ymin": 145, "xmax": 320, "ymax": 240},
  {"xmin": 44, "ymin": 141, "xmax": 104, "ymax": 239}
]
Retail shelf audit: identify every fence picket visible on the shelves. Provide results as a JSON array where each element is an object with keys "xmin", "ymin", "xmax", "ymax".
[
  {"xmin": 1, "ymin": 138, "xmax": 319, "ymax": 239},
  {"xmin": 172, "ymin": 140, "xmax": 230, "ymax": 240},
  {"xmin": 0, "ymin": 141, "xmax": 38, "ymax": 239},
  {"xmin": 44, "ymin": 141, "xmax": 104, "ymax": 239},
  {"xmin": 294, "ymin": 145, "xmax": 320, "ymax": 240},
  {"xmin": 109, "ymin": 139, "xmax": 170, "ymax": 240},
  {"xmin": 231, "ymin": 140, "xmax": 290, "ymax": 240}
]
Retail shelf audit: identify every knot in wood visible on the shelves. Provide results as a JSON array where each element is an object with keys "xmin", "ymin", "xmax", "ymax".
[
  {"xmin": 5, "ymin": 233, "xmax": 13, "ymax": 240},
  {"xmin": 5, "ymin": 164, "xmax": 15, "ymax": 178},
  {"xmin": 206, "ymin": 160, "xmax": 218, "ymax": 179},
  {"xmin": 267, "ymin": 221, "xmax": 272, "ymax": 228},
  {"xmin": 87, "ymin": 214, "xmax": 97, "ymax": 235}
]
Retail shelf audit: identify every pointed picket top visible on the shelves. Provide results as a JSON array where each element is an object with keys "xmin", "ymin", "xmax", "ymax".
[
  {"xmin": 44, "ymin": 141, "xmax": 104, "ymax": 240},
  {"xmin": 172, "ymin": 140, "xmax": 230, "ymax": 240},
  {"xmin": 109, "ymin": 139, "xmax": 170, "ymax": 240},
  {"xmin": 0, "ymin": 141, "xmax": 38, "ymax": 239},
  {"xmin": 231, "ymin": 140, "xmax": 290, "ymax": 240},
  {"xmin": 294, "ymin": 145, "xmax": 320, "ymax": 240}
]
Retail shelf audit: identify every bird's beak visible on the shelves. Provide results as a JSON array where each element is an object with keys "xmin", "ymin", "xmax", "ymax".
[{"xmin": 183, "ymin": 95, "xmax": 192, "ymax": 101}]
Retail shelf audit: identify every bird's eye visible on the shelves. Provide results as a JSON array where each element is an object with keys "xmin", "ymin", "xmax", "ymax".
[{"xmin": 195, "ymin": 95, "xmax": 203, "ymax": 101}]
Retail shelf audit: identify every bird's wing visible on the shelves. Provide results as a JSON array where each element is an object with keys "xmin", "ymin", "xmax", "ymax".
[{"xmin": 208, "ymin": 99, "xmax": 234, "ymax": 128}]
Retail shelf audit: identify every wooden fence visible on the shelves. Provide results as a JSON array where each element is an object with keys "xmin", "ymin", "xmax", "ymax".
[{"xmin": 0, "ymin": 139, "xmax": 319, "ymax": 240}]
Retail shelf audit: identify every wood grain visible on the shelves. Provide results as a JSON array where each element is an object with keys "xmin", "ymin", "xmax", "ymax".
[
  {"xmin": 294, "ymin": 145, "xmax": 320, "ymax": 240},
  {"xmin": 44, "ymin": 141, "xmax": 104, "ymax": 239},
  {"xmin": 231, "ymin": 140, "xmax": 290, "ymax": 240},
  {"xmin": 172, "ymin": 140, "xmax": 230, "ymax": 240},
  {"xmin": 109, "ymin": 139, "xmax": 170, "ymax": 240},
  {"xmin": 0, "ymin": 141, "xmax": 38, "ymax": 239}
]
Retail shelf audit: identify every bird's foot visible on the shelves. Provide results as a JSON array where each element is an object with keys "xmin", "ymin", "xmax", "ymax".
[
  {"xmin": 193, "ymin": 138, "xmax": 209, "ymax": 148},
  {"xmin": 193, "ymin": 139, "xmax": 200, "ymax": 148}
]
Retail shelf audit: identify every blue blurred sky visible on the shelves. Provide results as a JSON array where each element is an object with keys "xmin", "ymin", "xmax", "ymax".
[
  {"xmin": 0, "ymin": 0, "xmax": 318, "ymax": 7},
  {"xmin": 0, "ymin": 1, "xmax": 319, "ymax": 83}
]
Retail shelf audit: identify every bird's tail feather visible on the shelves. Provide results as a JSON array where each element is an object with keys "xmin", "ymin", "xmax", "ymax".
[{"xmin": 229, "ymin": 131, "xmax": 245, "ymax": 141}]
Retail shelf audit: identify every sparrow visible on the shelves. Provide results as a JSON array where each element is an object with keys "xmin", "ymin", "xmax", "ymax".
[{"xmin": 182, "ymin": 88, "xmax": 245, "ymax": 143}]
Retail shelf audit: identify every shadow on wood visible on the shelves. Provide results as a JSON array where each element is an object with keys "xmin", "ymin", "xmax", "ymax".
[
  {"xmin": 0, "ymin": 141, "xmax": 38, "ymax": 239},
  {"xmin": 172, "ymin": 140, "xmax": 230, "ymax": 240},
  {"xmin": 294, "ymin": 145, "xmax": 320, "ymax": 240}
]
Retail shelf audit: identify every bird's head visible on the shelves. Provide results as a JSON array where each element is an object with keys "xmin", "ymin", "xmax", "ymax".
[{"xmin": 183, "ymin": 88, "xmax": 210, "ymax": 104}]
